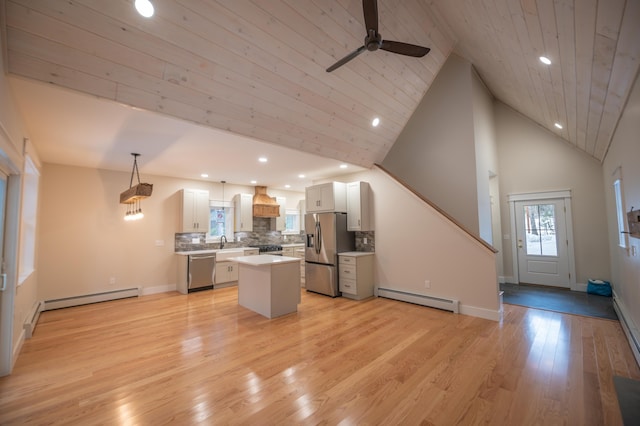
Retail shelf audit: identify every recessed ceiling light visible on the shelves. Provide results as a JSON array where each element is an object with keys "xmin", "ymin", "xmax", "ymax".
[
  {"xmin": 298, "ymin": 174, "xmax": 305, "ymax": 178},
  {"xmin": 285, "ymin": 184, "xmax": 291, "ymax": 189},
  {"xmin": 201, "ymin": 173, "xmax": 209, "ymax": 178},
  {"xmin": 539, "ymin": 56, "xmax": 551, "ymax": 65},
  {"xmin": 135, "ymin": 0, "xmax": 154, "ymax": 17},
  {"xmin": 372, "ymin": 117, "xmax": 380, "ymax": 127},
  {"xmin": 554, "ymin": 122, "xmax": 563, "ymax": 129},
  {"xmin": 258, "ymin": 157, "xmax": 268, "ymax": 163},
  {"xmin": 340, "ymin": 164, "xmax": 348, "ymax": 169},
  {"xmin": 250, "ymin": 180, "xmax": 257, "ymax": 184}
]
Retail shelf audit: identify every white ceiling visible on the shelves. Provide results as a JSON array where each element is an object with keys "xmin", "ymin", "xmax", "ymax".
[
  {"xmin": 8, "ymin": 76, "xmax": 365, "ymax": 192},
  {"xmin": 2, "ymin": 0, "xmax": 640, "ymax": 185}
]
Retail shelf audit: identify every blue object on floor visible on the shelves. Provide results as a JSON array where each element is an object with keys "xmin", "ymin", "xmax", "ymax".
[{"xmin": 587, "ymin": 279, "xmax": 612, "ymax": 297}]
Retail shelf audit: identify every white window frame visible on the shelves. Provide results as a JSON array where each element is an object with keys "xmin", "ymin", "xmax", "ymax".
[
  {"xmin": 613, "ymin": 175, "xmax": 627, "ymax": 249},
  {"xmin": 18, "ymin": 155, "xmax": 39, "ymax": 284},
  {"xmin": 282, "ymin": 208, "xmax": 300, "ymax": 235},
  {"xmin": 207, "ymin": 200, "xmax": 234, "ymax": 242}
]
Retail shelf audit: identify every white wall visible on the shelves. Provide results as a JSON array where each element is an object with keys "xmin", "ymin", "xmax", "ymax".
[
  {"xmin": 602, "ymin": 71, "xmax": 640, "ymax": 353},
  {"xmin": 37, "ymin": 163, "xmax": 303, "ymax": 301},
  {"xmin": 334, "ymin": 168, "xmax": 500, "ymax": 320},
  {"xmin": 382, "ymin": 54, "xmax": 480, "ymax": 235},
  {"xmin": 0, "ymin": 35, "xmax": 40, "ymax": 374},
  {"xmin": 495, "ymin": 102, "xmax": 610, "ymax": 285}
]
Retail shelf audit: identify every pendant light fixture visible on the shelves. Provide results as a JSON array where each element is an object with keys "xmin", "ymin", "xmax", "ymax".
[{"xmin": 121, "ymin": 153, "xmax": 153, "ymax": 221}]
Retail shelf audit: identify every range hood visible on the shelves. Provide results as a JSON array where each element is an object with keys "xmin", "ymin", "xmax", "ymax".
[{"xmin": 253, "ymin": 186, "xmax": 280, "ymax": 218}]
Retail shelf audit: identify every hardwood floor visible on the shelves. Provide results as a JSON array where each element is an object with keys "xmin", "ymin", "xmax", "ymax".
[{"xmin": 1, "ymin": 287, "xmax": 639, "ymax": 425}]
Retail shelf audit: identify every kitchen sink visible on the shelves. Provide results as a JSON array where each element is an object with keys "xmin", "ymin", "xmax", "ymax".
[{"xmin": 215, "ymin": 249, "xmax": 244, "ymax": 261}]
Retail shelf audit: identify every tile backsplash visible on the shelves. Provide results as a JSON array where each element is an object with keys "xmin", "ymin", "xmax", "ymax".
[{"xmin": 175, "ymin": 219, "xmax": 374, "ymax": 252}]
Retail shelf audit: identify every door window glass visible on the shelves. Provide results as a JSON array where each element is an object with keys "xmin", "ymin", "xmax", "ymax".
[{"xmin": 523, "ymin": 204, "xmax": 557, "ymax": 256}]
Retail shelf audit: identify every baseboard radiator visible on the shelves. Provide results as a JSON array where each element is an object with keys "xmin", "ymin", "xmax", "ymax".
[
  {"xmin": 23, "ymin": 300, "xmax": 44, "ymax": 339},
  {"xmin": 378, "ymin": 288, "xmax": 459, "ymax": 314},
  {"xmin": 613, "ymin": 296, "xmax": 640, "ymax": 367},
  {"xmin": 44, "ymin": 288, "xmax": 140, "ymax": 311}
]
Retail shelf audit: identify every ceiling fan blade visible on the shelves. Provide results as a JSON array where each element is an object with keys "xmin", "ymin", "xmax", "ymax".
[
  {"xmin": 326, "ymin": 46, "xmax": 367, "ymax": 72},
  {"xmin": 380, "ymin": 40, "xmax": 430, "ymax": 57},
  {"xmin": 362, "ymin": 0, "xmax": 378, "ymax": 33}
]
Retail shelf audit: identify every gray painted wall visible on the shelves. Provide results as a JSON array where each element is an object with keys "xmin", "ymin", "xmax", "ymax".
[{"xmin": 382, "ymin": 54, "xmax": 480, "ymax": 235}]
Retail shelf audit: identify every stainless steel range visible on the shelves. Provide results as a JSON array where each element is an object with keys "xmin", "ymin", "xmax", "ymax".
[{"xmin": 249, "ymin": 244, "xmax": 283, "ymax": 255}]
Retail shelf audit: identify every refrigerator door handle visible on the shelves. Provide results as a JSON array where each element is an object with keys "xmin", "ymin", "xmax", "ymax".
[{"xmin": 315, "ymin": 221, "xmax": 322, "ymax": 255}]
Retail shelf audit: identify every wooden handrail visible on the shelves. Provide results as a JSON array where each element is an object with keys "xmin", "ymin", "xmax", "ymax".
[{"xmin": 375, "ymin": 164, "xmax": 499, "ymax": 254}]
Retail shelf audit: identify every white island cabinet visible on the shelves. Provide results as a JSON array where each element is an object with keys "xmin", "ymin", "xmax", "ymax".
[{"xmin": 232, "ymin": 255, "xmax": 301, "ymax": 318}]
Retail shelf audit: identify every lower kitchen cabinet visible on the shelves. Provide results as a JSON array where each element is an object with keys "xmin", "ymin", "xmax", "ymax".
[
  {"xmin": 338, "ymin": 252, "xmax": 374, "ymax": 300},
  {"xmin": 215, "ymin": 261, "xmax": 238, "ymax": 284}
]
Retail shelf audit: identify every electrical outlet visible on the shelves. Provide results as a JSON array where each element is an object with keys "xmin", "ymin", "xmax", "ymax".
[
  {"xmin": 363, "ymin": 237, "xmax": 368, "ymax": 244},
  {"xmin": 109, "ymin": 277, "xmax": 116, "ymax": 285},
  {"xmin": 191, "ymin": 237, "xmax": 200, "ymax": 244},
  {"xmin": 632, "ymin": 245, "xmax": 638, "ymax": 257},
  {"xmin": 155, "ymin": 239, "xmax": 165, "ymax": 247},
  {"xmin": 424, "ymin": 279, "xmax": 431, "ymax": 289}
]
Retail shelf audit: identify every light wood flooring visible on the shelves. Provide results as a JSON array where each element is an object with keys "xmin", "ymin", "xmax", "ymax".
[{"xmin": 1, "ymin": 287, "xmax": 639, "ymax": 425}]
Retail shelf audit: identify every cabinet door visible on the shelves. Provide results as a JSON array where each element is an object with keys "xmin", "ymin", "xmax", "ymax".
[
  {"xmin": 234, "ymin": 193, "xmax": 253, "ymax": 232},
  {"xmin": 181, "ymin": 189, "xmax": 210, "ymax": 232},
  {"xmin": 215, "ymin": 261, "xmax": 238, "ymax": 283},
  {"xmin": 282, "ymin": 247, "xmax": 295, "ymax": 257},
  {"xmin": 346, "ymin": 181, "xmax": 371, "ymax": 231},
  {"xmin": 346, "ymin": 182, "xmax": 361, "ymax": 231},
  {"xmin": 305, "ymin": 186, "xmax": 321, "ymax": 212}
]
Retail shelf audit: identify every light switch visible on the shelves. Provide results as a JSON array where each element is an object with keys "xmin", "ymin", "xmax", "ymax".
[{"xmin": 155, "ymin": 240, "xmax": 165, "ymax": 247}]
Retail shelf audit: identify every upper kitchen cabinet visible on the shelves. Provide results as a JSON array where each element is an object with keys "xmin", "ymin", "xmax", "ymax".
[
  {"xmin": 180, "ymin": 189, "xmax": 210, "ymax": 232},
  {"xmin": 276, "ymin": 196, "xmax": 286, "ymax": 231},
  {"xmin": 233, "ymin": 193, "xmax": 253, "ymax": 232},
  {"xmin": 346, "ymin": 181, "xmax": 373, "ymax": 231},
  {"xmin": 305, "ymin": 182, "xmax": 347, "ymax": 213}
]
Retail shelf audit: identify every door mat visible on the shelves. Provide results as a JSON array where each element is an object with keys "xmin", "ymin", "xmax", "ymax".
[
  {"xmin": 500, "ymin": 283, "xmax": 618, "ymax": 320},
  {"xmin": 613, "ymin": 375, "xmax": 640, "ymax": 425}
]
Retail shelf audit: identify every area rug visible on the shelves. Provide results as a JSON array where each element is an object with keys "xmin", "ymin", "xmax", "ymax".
[
  {"xmin": 500, "ymin": 283, "xmax": 618, "ymax": 320},
  {"xmin": 613, "ymin": 375, "xmax": 640, "ymax": 425}
]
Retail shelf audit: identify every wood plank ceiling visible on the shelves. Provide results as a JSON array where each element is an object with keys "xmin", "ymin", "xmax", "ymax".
[{"xmin": 1, "ymin": 0, "xmax": 639, "ymax": 166}]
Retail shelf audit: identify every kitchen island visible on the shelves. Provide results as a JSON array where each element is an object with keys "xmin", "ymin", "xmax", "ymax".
[{"xmin": 231, "ymin": 254, "xmax": 302, "ymax": 318}]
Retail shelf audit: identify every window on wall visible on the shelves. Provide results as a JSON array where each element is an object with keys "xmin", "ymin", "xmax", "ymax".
[
  {"xmin": 283, "ymin": 209, "xmax": 300, "ymax": 234},
  {"xmin": 613, "ymin": 178, "xmax": 627, "ymax": 248},
  {"xmin": 209, "ymin": 202, "xmax": 234, "ymax": 241},
  {"xmin": 19, "ymin": 156, "xmax": 39, "ymax": 284}
]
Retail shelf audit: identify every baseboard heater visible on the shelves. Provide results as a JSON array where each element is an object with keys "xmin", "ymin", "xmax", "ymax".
[
  {"xmin": 378, "ymin": 288, "xmax": 459, "ymax": 314},
  {"xmin": 613, "ymin": 296, "xmax": 640, "ymax": 367},
  {"xmin": 44, "ymin": 288, "xmax": 140, "ymax": 311},
  {"xmin": 23, "ymin": 300, "xmax": 44, "ymax": 339}
]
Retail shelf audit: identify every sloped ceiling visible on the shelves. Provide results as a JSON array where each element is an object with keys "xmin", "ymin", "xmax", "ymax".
[{"xmin": 2, "ymin": 0, "xmax": 639, "ymax": 173}]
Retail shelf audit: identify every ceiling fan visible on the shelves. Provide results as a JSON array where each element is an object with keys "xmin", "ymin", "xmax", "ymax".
[{"xmin": 326, "ymin": 0, "xmax": 431, "ymax": 72}]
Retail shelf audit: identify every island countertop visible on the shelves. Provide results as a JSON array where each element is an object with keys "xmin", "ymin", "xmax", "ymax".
[{"xmin": 230, "ymin": 254, "xmax": 301, "ymax": 266}]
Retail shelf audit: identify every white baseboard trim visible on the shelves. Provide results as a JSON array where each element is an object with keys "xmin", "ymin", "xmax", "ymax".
[
  {"xmin": 500, "ymin": 276, "xmax": 516, "ymax": 284},
  {"xmin": 141, "ymin": 284, "xmax": 177, "ymax": 295},
  {"xmin": 613, "ymin": 294, "xmax": 640, "ymax": 368},
  {"xmin": 44, "ymin": 287, "xmax": 140, "ymax": 310},
  {"xmin": 378, "ymin": 287, "xmax": 459, "ymax": 313},
  {"xmin": 459, "ymin": 305, "xmax": 501, "ymax": 321},
  {"xmin": 571, "ymin": 282, "xmax": 587, "ymax": 292},
  {"xmin": 23, "ymin": 300, "xmax": 44, "ymax": 338},
  {"xmin": 12, "ymin": 329, "xmax": 25, "ymax": 371}
]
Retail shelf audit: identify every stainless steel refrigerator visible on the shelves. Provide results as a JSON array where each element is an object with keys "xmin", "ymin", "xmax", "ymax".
[{"xmin": 305, "ymin": 212, "xmax": 354, "ymax": 297}]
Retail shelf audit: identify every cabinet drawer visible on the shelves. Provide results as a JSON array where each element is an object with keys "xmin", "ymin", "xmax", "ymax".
[
  {"xmin": 339, "ymin": 265, "xmax": 356, "ymax": 279},
  {"xmin": 340, "ymin": 278, "xmax": 357, "ymax": 295},
  {"xmin": 339, "ymin": 256, "xmax": 356, "ymax": 265}
]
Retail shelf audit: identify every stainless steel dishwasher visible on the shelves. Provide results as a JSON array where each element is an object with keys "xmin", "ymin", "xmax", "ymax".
[{"xmin": 188, "ymin": 254, "xmax": 216, "ymax": 292}]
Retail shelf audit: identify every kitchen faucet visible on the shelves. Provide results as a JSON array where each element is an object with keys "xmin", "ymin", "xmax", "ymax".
[{"xmin": 219, "ymin": 235, "xmax": 227, "ymax": 249}]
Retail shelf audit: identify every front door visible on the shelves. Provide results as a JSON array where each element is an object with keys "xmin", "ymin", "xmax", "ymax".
[{"xmin": 514, "ymin": 198, "xmax": 570, "ymax": 287}]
